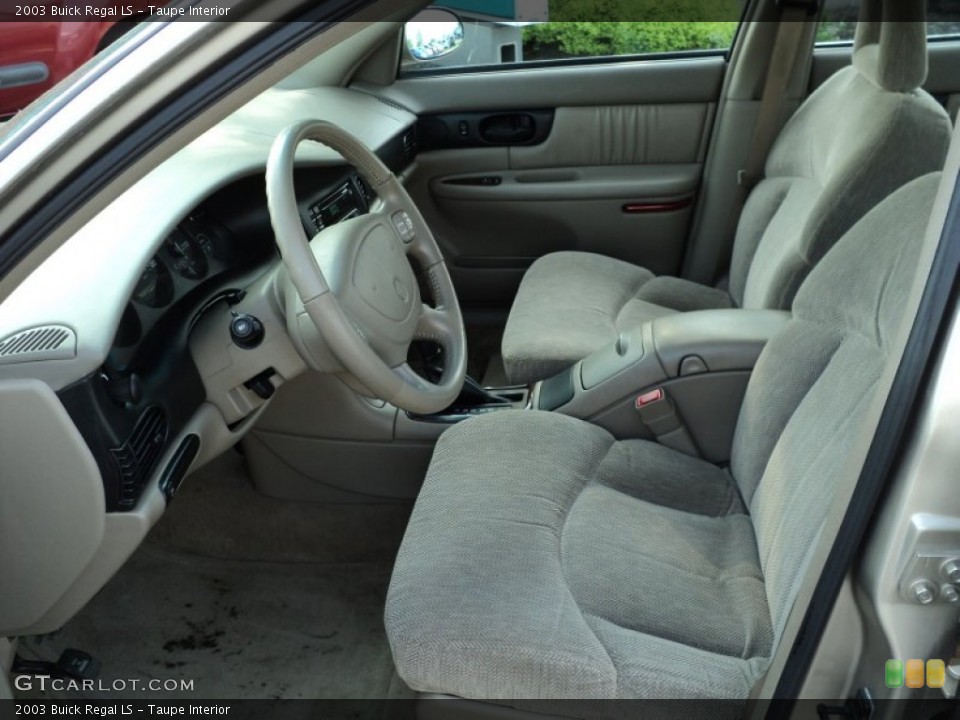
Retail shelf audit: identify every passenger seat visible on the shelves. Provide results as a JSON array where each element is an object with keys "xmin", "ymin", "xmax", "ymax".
[{"xmin": 500, "ymin": 0, "xmax": 952, "ymax": 385}]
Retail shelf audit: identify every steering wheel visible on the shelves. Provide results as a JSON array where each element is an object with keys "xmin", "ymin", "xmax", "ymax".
[{"xmin": 266, "ymin": 120, "xmax": 467, "ymax": 415}]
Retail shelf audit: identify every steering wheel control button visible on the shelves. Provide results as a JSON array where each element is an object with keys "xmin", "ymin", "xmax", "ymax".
[
  {"xmin": 230, "ymin": 313, "xmax": 264, "ymax": 349},
  {"xmin": 392, "ymin": 211, "xmax": 416, "ymax": 243}
]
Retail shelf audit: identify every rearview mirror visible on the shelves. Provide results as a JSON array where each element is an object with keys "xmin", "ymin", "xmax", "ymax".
[{"xmin": 404, "ymin": 8, "xmax": 465, "ymax": 62}]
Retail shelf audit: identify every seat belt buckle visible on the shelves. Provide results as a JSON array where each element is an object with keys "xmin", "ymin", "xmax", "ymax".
[{"xmin": 635, "ymin": 387, "xmax": 701, "ymax": 458}]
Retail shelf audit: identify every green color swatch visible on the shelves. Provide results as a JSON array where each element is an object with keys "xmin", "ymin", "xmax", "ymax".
[{"xmin": 886, "ymin": 659, "xmax": 904, "ymax": 688}]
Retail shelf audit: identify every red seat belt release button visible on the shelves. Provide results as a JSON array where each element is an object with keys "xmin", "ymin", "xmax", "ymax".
[{"xmin": 636, "ymin": 388, "xmax": 664, "ymax": 408}]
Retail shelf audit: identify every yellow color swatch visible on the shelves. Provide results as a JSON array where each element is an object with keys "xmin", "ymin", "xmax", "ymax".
[
  {"xmin": 905, "ymin": 659, "xmax": 925, "ymax": 688},
  {"xmin": 927, "ymin": 659, "xmax": 945, "ymax": 688}
]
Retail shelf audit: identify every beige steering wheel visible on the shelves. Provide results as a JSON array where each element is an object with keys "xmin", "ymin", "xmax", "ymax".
[{"xmin": 266, "ymin": 120, "xmax": 467, "ymax": 415}]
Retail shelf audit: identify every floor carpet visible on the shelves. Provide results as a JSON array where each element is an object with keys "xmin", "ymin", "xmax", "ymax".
[
  {"xmin": 149, "ymin": 451, "xmax": 414, "ymax": 565},
  {"xmin": 18, "ymin": 452, "xmax": 416, "ymax": 702}
]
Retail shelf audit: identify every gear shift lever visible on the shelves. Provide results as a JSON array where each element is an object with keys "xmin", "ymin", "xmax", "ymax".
[{"xmin": 456, "ymin": 374, "xmax": 511, "ymax": 408}]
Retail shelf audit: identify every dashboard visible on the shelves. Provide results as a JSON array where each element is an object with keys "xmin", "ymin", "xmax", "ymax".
[
  {"xmin": 51, "ymin": 133, "xmax": 412, "ymax": 513},
  {"xmin": 0, "ymin": 72, "xmax": 420, "ymax": 639},
  {"xmin": 57, "ymin": 204, "xmax": 276, "ymax": 513}
]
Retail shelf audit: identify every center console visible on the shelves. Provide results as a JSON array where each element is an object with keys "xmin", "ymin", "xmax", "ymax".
[
  {"xmin": 407, "ymin": 375, "xmax": 529, "ymax": 423},
  {"xmin": 397, "ymin": 309, "xmax": 788, "ymax": 462},
  {"xmin": 396, "ymin": 375, "xmax": 529, "ymax": 440},
  {"xmin": 533, "ymin": 309, "xmax": 790, "ymax": 463}
]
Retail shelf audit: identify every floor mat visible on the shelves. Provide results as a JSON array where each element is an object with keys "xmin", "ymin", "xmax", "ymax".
[{"xmin": 20, "ymin": 547, "xmax": 407, "ymax": 700}]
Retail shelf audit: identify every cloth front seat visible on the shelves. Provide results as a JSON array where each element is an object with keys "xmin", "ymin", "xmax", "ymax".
[
  {"xmin": 385, "ymin": 171, "xmax": 941, "ymax": 699},
  {"xmin": 500, "ymin": 5, "xmax": 951, "ymax": 385}
]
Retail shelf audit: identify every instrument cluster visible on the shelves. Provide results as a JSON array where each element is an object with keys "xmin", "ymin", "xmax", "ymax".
[
  {"xmin": 131, "ymin": 218, "xmax": 222, "ymax": 309},
  {"xmin": 111, "ymin": 213, "xmax": 242, "ymax": 369}
]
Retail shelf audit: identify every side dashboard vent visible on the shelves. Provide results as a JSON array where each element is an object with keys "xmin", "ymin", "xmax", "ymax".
[
  {"xmin": 109, "ymin": 406, "xmax": 169, "ymax": 510},
  {"xmin": 0, "ymin": 325, "xmax": 76, "ymax": 365}
]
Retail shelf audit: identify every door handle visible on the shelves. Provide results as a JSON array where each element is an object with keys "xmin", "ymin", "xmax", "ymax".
[
  {"xmin": 0, "ymin": 62, "xmax": 49, "ymax": 90},
  {"xmin": 479, "ymin": 113, "xmax": 536, "ymax": 144}
]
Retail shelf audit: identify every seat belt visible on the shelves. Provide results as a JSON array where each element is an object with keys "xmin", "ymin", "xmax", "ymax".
[
  {"xmin": 718, "ymin": 3, "xmax": 816, "ymax": 280},
  {"xmin": 739, "ymin": 4, "xmax": 813, "ymax": 190}
]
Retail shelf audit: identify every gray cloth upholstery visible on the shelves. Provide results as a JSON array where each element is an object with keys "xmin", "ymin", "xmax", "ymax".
[
  {"xmin": 598, "ymin": 439, "xmax": 743, "ymax": 517},
  {"xmin": 499, "ymin": 252, "xmax": 680, "ymax": 384},
  {"xmin": 853, "ymin": 0, "xmax": 927, "ymax": 92},
  {"xmin": 634, "ymin": 276, "xmax": 735, "ymax": 314},
  {"xmin": 733, "ymin": 64, "xmax": 949, "ymax": 311},
  {"xmin": 501, "ymin": 5, "xmax": 950, "ymax": 385},
  {"xmin": 733, "ymin": 173, "xmax": 939, "ymax": 635},
  {"xmin": 386, "ymin": 411, "xmax": 769, "ymax": 699},
  {"xmin": 386, "ymin": 173, "xmax": 942, "ymax": 699},
  {"xmin": 502, "ymin": 253, "xmax": 734, "ymax": 383}
]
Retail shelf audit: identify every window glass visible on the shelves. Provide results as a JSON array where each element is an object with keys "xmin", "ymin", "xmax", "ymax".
[
  {"xmin": 817, "ymin": 0, "xmax": 960, "ymax": 44},
  {"xmin": 400, "ymin": 0, "xmax": 745, "ymax": 75}
]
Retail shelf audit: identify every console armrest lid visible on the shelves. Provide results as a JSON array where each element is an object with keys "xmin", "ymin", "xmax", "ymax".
[{"xmin": 652, "ymin": 309, "xmax": 791, "ymax": 377}]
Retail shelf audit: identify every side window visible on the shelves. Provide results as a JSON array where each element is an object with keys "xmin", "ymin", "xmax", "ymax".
[
  {"xmin": 400, "ymin": 0, "xmax": 745, "ymax": 76},
  {"xmin": 817, "ymin": 0, "xmax": 960, "ymax": 45}
]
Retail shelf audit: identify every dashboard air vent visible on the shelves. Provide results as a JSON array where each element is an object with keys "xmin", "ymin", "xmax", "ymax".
[
  {"xmin": 0, "ymin": 325, "xmax": 76, "ymax": 365},
  {"xmin": 402, "ymin": 128, "xmax": 418, "ymax": 159},
  {"xmin": 110, "ymin": 406, "xmax": 169, "ymax": 510}
]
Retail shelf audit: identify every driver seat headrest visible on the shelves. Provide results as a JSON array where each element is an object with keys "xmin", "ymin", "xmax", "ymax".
[{"xmin": 852, "ymin": 0, "xmax": 928, "ymax": 92}]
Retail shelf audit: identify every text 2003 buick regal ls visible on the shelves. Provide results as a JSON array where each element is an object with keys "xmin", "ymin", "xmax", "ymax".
[{"xmin": 1, "ymin": 0, "xmax": 960, "ymax": 717}]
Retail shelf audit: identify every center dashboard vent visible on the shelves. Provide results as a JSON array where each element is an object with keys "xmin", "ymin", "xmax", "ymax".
[
  {"xmin": 109, "ymin": 405, "xmax": 169, "ymax": 511},
  {"xmin": 0, "ymin": 325, "xmax": 76, "ymax": 365}
]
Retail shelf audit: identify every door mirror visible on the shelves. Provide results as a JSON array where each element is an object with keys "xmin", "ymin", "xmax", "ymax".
[{"xmin": 404, "ymin": 8, "xmax": 465, "ymax": 62}]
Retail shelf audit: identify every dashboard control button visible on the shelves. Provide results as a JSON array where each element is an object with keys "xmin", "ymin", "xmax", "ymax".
[{"xmin": 230, "ymin": 313, "xmax": 264, "ymax": 349}]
